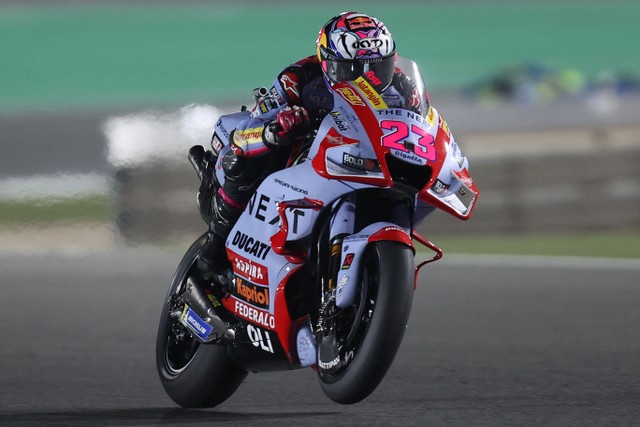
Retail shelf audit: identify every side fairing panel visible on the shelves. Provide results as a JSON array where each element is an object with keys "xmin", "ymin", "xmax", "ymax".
[{"xmin": 222, "ymin": 161, "xmax": 353, "ymax": 358}]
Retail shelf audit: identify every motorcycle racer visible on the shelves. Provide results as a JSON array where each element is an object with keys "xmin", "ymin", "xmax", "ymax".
[{"xmin": 197, "ymin": 12, "xmax": 431, "ymax": 287}]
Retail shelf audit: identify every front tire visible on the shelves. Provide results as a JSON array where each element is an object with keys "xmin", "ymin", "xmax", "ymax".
[
  {"xmin": 155, "ymin": 234, "xmax": 247, "ymax": 408},
  {"xmin": 318, "ymin": 241, "xmax": 414, "ymax": 404}
]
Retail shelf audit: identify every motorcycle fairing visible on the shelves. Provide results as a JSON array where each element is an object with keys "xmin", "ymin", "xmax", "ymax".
[
  {"xmin": 211, "ymin": 110, "xmax": 254, "ymax": 187},
  {"xmin": 417, "ymin": 113, "xmax": 478, "ymax": 219},
  {"xmin": 211, "ymin": 57, "xmax": 479, "ymax": 367},
  {"xmin": 310, "ymin": 73, "xmax": 478, "ymax": 220},
  {"xmin": 310, "ymin": 83, "xmax": 392, "ymax": 188},
  {"xmin": 221, "ymin": 162, "xmax": 356, "ymax": 359},
  {"xmin": 212, "ymin": 111, "xmax": 250, "ymax": 149}
]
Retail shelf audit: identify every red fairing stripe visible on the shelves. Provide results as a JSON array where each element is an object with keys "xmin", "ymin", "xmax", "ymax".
[
  {"xmin": 274, "ymin": 265, "xmax": 304, "ymax": 360},
  {"xmin": 311, "ymin": 81, "xmax": 393, "ymax": 187},
  {"xmin": 368, "ymin": 225, "xmax": 414, "ymax": 251}
]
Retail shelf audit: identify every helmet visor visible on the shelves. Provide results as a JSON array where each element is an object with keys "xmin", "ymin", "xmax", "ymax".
[{"xmin": 323, "ymin": 55, "xmax": 396, "ymax": 91}]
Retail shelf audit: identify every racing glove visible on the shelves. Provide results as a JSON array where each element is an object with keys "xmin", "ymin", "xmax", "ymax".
[{"xmin": 264, "ymin": 105, "xmax": 310, "ymax": 147}]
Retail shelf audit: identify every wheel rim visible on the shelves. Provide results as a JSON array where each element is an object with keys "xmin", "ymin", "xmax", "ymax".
[
  {"xmin": 163, "ymin": 264, "xmax": 201, "ymax": 376},
  {"xmin": 164, "ymin": 325, "xmax": 200, "ymax": 375}
]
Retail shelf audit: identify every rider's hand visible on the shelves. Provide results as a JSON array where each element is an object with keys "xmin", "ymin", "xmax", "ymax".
[{"xmin": 264, "ymin": 105, "xmax": 310, "ymax": 146}]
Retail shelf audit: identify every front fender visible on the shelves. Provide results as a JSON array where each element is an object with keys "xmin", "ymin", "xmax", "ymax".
[{"xmin": 335, "ymin": 222, "xmax": 414, "ymax": 309}]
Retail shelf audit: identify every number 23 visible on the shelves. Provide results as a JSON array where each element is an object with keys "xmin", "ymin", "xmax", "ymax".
[{"xmin": 380, "ymin": 120, "xmax": 436, "ymax": 161}]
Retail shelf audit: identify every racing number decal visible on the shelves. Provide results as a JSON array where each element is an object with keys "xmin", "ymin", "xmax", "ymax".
[{"xmin": 380, "ymin": 120, "xmax": 436, "ymax": 161}]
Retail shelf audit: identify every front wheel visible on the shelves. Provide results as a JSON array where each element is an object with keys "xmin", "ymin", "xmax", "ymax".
[
  {"xmin": 318, "ymin": 241, "xmax": 415, "ymax": 404},
  {"xmin": 155, "ymin": 233, "xmax": 247, "ymax": 408}
]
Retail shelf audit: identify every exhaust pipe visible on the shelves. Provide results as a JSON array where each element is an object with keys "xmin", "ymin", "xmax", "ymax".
[{"xmin": 174, "ymin": 275, "xmax": 236, "ymax": 342}]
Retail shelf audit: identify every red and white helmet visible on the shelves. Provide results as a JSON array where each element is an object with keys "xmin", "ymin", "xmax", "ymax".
[{"xmin": 316, "ymin": 12, "xmax": 396, "ymax": 92}]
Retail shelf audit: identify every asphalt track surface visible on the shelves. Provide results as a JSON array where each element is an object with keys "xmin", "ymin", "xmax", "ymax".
[{"xmin": 1, "ymin": 248, "xmax": 639, "ymax": 426}]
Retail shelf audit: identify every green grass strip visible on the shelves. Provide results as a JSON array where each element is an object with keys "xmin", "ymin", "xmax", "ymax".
[
  {"xmin": 2, "ymin": 196, "xmax": 638, "ymax": 259},
  {"xmin": 0, "ymin": 195, "xmax": 112, "ymax": 225}
]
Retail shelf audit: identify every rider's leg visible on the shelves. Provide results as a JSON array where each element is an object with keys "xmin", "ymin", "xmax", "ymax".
[{"xmin": 197, "ymin": 150, "xmax": 269, "ymax": 284}]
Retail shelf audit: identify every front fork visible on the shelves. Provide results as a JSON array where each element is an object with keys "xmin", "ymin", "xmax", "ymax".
[
  {"xmin": 325, "ymin": 195, "xmax": 357, "ymax": 295},
  {"xmin": 316, "ymin": 195, "xmax": 357, "ymax": 373}
]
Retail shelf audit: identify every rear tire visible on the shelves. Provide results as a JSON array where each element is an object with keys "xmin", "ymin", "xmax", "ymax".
[
  {"xmin": 319, "ymin": 241, "xmax": 414, "ymax": 404},
  {"xmin": 155, "ymin": 234, "xmax": 247, "ymax": 408}
]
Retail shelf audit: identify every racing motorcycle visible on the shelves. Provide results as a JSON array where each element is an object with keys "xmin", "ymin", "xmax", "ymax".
[{"xmin": 156, "ymin": 58, "xmax": 478, "ymax": 407}]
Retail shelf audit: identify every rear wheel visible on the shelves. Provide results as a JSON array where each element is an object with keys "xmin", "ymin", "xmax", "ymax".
[
  {"xmin": 318, "ymin": 241, "xmax": 414, "ymax": 404},
  {"xmin": 155, "ymin": 234, "xmax": 247, "ymax": 408}
]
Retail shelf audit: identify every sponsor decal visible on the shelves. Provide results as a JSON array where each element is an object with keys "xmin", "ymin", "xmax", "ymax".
[
  {"xmin": 336, "ymin": 274, "xmax": 349, "ymax": 299},
  {"xmin": 337, "ymin": 107, "xmax": 361, "ymax": 131},
  {"xmin": 354, "ymin": 77, "xmax": 387, "ymax": 109},
  {"xmin": 247, "ymin": 324, "xmax": 274, "ymax": 353},
  {"xmin": 329, "ymin": 111, "xmax": 349, "ymax": 132},
  {"xmin": 453, "ymin": 169, "xmax": 474, "ymax": 188},
  {"xmin": 439, "ymin": 115, "xmax": 450, "ymax": 136},
  {"xmin": 216, "ymin": 118, "xmax": 231, "ymax": 140},
  {"xmin": 247, "ymin": 191, "xmax": 306, "ymax": 233},
  {"xmin": 210, "ymin": 132, "xmax": 223, "ymax": 153},
  {"xmin": 344, "ymin": 350, "xmax": 354, "ymax": 363},
  {"xmin": 347, "ymin": 16, "xmax": 376, "ymax": 30},
  {"xmin": 426, "ymin": 107, "xmax": 435, "ymax": 126},
  {"xmin": 342, "ymin": 153, "xmax": 381, "ymax": 172},
  {"xmin": 341, "ymin": 253, "xmax": 355, "ymax": 269},
  {"xmin": 351, "ymin": 38, "xmax": 384, "ymax": 50},
  {"xmin": 323, "ymin": 127, "xmax": 359, "ymax": 146},
  {"xmin": 207, "ymin": 292, "xmax": 222, "ymax": 308},
  {"xmin": 384, "ymin": 225, "xmax": 404, "ymax": 233},
  {"xmin": 273, "ymin": 178, "xmax": 309, "ymax": 195},
  {"xmin": 234, "ymin": 299, "xmax": 275, "ymax": 329},
  {"xmin": 231, "ymin": 231, "xmax": 271, "ymax": 260},
  {"xmin": 432, "ymin": 179, "xmax": 450, "ymax": 195},
  {"xmin": 345, "ymin": 233, "xmax": 369, "ymax": 241},
  {"xmin": 377, "ymin": 108, "xmax": 431, "ymax": 127},
  {"xmin": 247, "ymin": 193, "xmax": 272, "ymax": 222},
  {"xmin": 269, "ymin": 86, "xmax": 285, "ymax": 106},
  {"xmin": 233, "ymin": 278, "xmax": 270, "ymax": 310},
  {"xmin": 231, "ymin": 252, "xmax": 269, "ymax": 286},
  {"xmin": 233, "ymin": 127, "xmax": 263, "ymax": 146},
  {"xmin": 280, "ymin": 73, "xmax": 300, "ymax": 101},
  {"xmin": 364, "ymin": 70, "xmax": 382, "ymax": 86},
  {"xmin": 337, "ymin": 87, "xmax": 365, "ymax": 106},
  {"xmin": 181, "ymin": 305, "xmax": 212, "ymax": 341},
  {"xmin": 390, "ymin": 149, "xmax": 426, "ymax": 164},
  {"xmin": 326, "ymin": 161, "xmax": 353, "ymax": 176},
  {"xmin": 319, "ymin": 355, "xmax": 340, "ymax": 370},
  {"xmin": 318, "ymin": 350, "xmax": 354, "ymax": 370}
]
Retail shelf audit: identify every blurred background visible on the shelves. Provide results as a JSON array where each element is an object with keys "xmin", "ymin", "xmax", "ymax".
[{"xmin": 1, "ymin": 0, "xmax": 639, "ymax": 258}]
